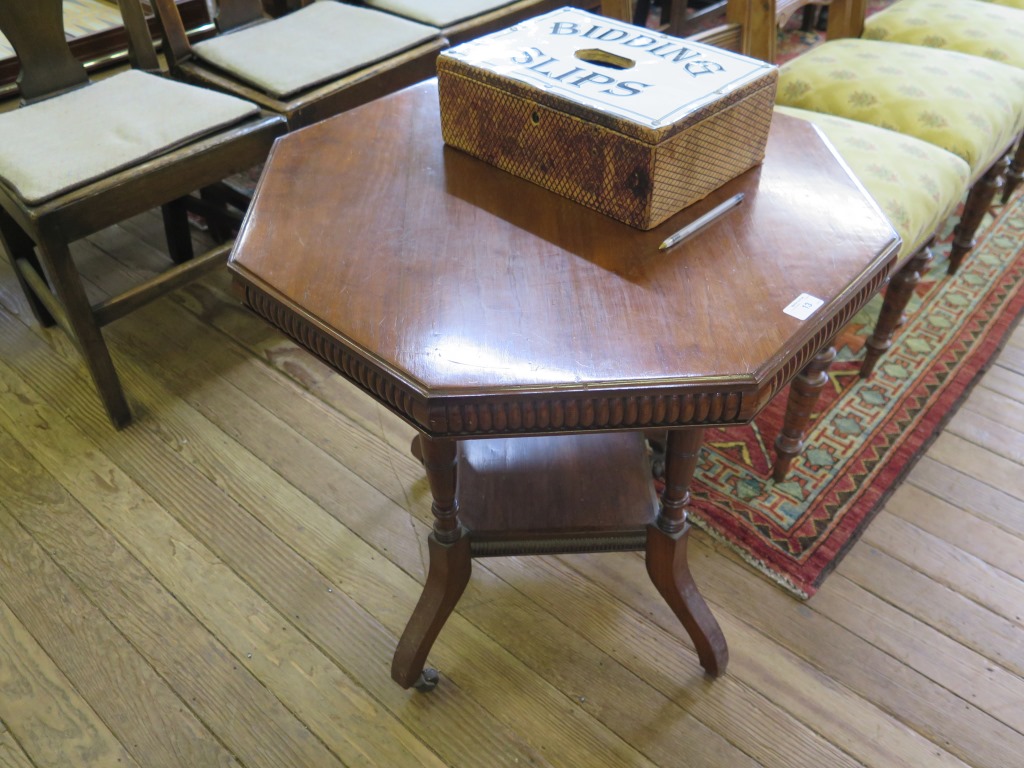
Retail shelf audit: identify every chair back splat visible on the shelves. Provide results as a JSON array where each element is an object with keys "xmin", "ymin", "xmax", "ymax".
[
  {"xmin": 214, "ymin": 0, "xmax": 269, "ymax": 32},
  {"xmin": 114, "ymin": 0, "xmax": 162, "ymax": 72},
  {"xmin": 0, "ymin": 1, "xmax": 89, "ymax": 103}
]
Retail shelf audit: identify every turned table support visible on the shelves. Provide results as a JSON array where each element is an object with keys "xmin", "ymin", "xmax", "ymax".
[
  {"xmin": 392, "ymin": 436, "xmax": 471, "ymax": 690},
  {"xmin": 647, "ymin": 428, "xmax": 728, "ymax": 676}
]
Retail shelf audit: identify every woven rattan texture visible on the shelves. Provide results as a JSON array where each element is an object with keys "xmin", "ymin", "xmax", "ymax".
[
  {"xmin": 438, "ymin": 71, "xmax": 776, "ymax": 229},
  {"xmin": 649, "ymin": 85, "xmax": 775, "ymax": 225}
]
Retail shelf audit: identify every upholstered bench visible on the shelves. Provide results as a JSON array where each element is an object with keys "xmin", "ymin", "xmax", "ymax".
[
  {"xmin": 862, "ymin": 0, "xmax": 1023, "ymax": 68},
  {"xmin": 776, "ymin": 38, "xmax": 1024, "ymax": 275},
  {"xmin": 860, "ymin": 0, "xmax": 1024, "ymax": 202},
  {"xmin": 769, "ymin": 106, "xmax": 971, "ymax": 477}
]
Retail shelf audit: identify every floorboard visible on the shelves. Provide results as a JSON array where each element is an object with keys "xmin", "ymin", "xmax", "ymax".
[{"xmin": 0, "ymin": 207, "xmax": 1020, "ymax": 767}]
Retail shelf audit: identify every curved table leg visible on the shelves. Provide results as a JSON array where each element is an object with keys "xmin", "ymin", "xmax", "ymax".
[
  {"xmin": 646, "ymin": 428, "xmax": 728, "ymax": 677},
  {"xmin": 392, "ymin": 436, "xmax": 471, "ymax": 689}
]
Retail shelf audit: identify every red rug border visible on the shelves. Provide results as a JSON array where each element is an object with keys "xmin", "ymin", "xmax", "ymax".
[{"xmin": 689, "ymin": 193, "xmax": 1024, "ymax": 597}]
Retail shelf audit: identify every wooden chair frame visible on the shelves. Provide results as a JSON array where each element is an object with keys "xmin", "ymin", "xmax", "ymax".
[
  {"xmin": 148, "ymin": 0, "xmax": 449, "ymax": 130},
  {"xmin": 0, "ymin": 0, "xmax": 286, "ymax": 427},
  {"xmin": 416, "ymin": 0, "xmax": 605, "ymax": 45}
]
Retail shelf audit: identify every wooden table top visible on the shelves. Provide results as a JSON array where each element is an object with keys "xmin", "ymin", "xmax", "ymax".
[{"xmin": 229, "ymin": 79, "xmax": 898, "ymax": 438}]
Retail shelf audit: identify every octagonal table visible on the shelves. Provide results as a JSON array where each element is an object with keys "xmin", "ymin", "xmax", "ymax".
[{"xmin": 228, "ymin": 80, "xmax": 898, "ymax": 690}]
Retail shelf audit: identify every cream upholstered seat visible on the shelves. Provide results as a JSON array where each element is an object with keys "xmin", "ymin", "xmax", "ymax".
[
  {"xmin": 363, "ymin": 0, "xmax": 518, "ymax": 26},
  {"xmin": 192, "ymin": 2, "xmax": 439, "ymax": 98},
  {"xmin": 148, "ymin": 0, "xmax": 447, "ymax": 129},
  {"xmin": 0, "ymin": 70, "xmax": 258, "ymax": 203}
]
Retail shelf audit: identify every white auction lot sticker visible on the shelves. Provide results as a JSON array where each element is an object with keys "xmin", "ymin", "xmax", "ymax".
[{"xmin": 783, "ymin": 293, "xmax": 824, "ymax": 320}]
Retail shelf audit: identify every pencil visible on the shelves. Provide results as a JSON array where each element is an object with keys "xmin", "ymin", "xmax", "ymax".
[{"xmin": 659, "ymin": 193, "xmax": 745, "ymax": 250}]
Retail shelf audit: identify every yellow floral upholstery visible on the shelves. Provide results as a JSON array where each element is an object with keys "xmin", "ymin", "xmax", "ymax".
[
  {"xmin": 774, "ymin": 106, "xmax": 971, "ymax": 260},
  {"xmin": 777, "ymin": 39, "xmax": 1024, "ymax": 176},
  {"xmin": 864, "ymin": 0, "xmax": 1024, "ymax": 69}
]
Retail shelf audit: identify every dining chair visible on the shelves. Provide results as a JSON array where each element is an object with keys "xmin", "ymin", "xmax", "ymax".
[
  {"xmin": 0, "ymin": 0, "xmax": 286, "ymax": 427},
  {"xmin": 349, "ymin": 0, "xmax": 604, "ymax": 44},
  {"xmin": 148, "ymin": 0, "xmax": 447, "ymax": 130}
]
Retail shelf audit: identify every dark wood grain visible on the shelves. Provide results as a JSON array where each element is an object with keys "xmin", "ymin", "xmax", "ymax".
[{"xmin": 232, "ymin": 80, "xmax": 898, "ymax": 437}]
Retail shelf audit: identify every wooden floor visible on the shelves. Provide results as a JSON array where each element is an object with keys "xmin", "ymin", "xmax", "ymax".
[{"xmin": 0, "ymin": 206, "xmax": 1021, "ymax": 768}]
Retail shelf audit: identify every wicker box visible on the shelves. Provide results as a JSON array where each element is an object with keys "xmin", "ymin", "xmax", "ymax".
[{"xmin": 436, "ymin": 7, "xmax": 778, "ymax": 229}]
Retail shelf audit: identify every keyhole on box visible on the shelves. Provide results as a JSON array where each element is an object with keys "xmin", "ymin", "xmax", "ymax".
[
  {"xmin": 531, "ymin": 110, "xmax": 540, "ymax": 125},
  {"xmin": 574, "ymin": 48, "xmax": 635, "ymax": 70}
]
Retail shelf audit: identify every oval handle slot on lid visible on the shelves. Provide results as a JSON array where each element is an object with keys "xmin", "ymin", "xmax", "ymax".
[{"xmin": 574, "ymin": 49, "xmax": 635, "ymax": 70}]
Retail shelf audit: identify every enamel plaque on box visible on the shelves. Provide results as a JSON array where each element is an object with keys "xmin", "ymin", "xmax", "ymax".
[{"xmin": 436, "ymin": 7, "xmax": 778, "ymax": 229}]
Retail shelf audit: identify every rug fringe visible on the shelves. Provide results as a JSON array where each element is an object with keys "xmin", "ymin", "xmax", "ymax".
[{"xmin": 690, "ymin": 512, "xmax": 811, "ymax": 600}]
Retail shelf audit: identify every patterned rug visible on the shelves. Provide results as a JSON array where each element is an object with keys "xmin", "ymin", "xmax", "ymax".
[
  {"xmin": 775, "ymin": 0, "xmax": 893, "ymax": 63},
  {"xmin": 688, "ymin": 188, "xmax": 1024, "ymax": 598}
]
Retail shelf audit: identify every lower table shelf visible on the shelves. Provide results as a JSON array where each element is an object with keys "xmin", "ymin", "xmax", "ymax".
[
  {"xmin": 393, "ymin": 428, "xmax": 729, "ymax": 690},
  {"xmin": 457, "ymin": 432, "xmax": 659, "ymax": 557}
]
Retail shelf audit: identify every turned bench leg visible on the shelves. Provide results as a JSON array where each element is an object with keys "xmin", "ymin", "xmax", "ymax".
[
  {"xmin": 1001, "ymin": 133, "xmax": 1024, "ymax": 204},
  {"xmin": 949, "ymin": 157, "xmax": 1008, "ymax": 275},
  {"xmin": 861, "ymin": 244, "xmax": 933, "ymax": 378}
]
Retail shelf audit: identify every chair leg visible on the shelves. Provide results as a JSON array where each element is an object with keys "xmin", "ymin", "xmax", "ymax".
[
  {"xmin": 773, "ymin": 344, "xmax": 836, "ymax": 483},
  {"xmin": 161, "ymin": 196, "xmax": 195, "ymax": 264},
  {"xmin": 948, "ymin": 156, "xmax": 1008, "ymax": 275},
  {"xmin": 801, "ymin": 5, "xmax": 817, "ymax": 32},
  {"xmin": 36, "ymin": 226, "xmax": 132, "ymax": 428},
  {"xmin": 860, "ymin": 244, "xmax": 933, "ymax": 378},
  {"xmin": 1002, "ymin": 134, "xmax": 1024, "ymax": 204},
  {"xmin": 0, "ymin": 212, "xmax": 56, "ymax": 328},
  {"xmin": 632, "ymin": 0, "xmax": 651, "ymax": 26},
  {"xmin": 197, "ymin": 184, "xmax": 248, "ymax": 243}
]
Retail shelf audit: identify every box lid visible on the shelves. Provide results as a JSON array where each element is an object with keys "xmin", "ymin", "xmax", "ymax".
[{"xmin": 437, "ymin": 6, "xmax": 777, "ymax": 142}]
